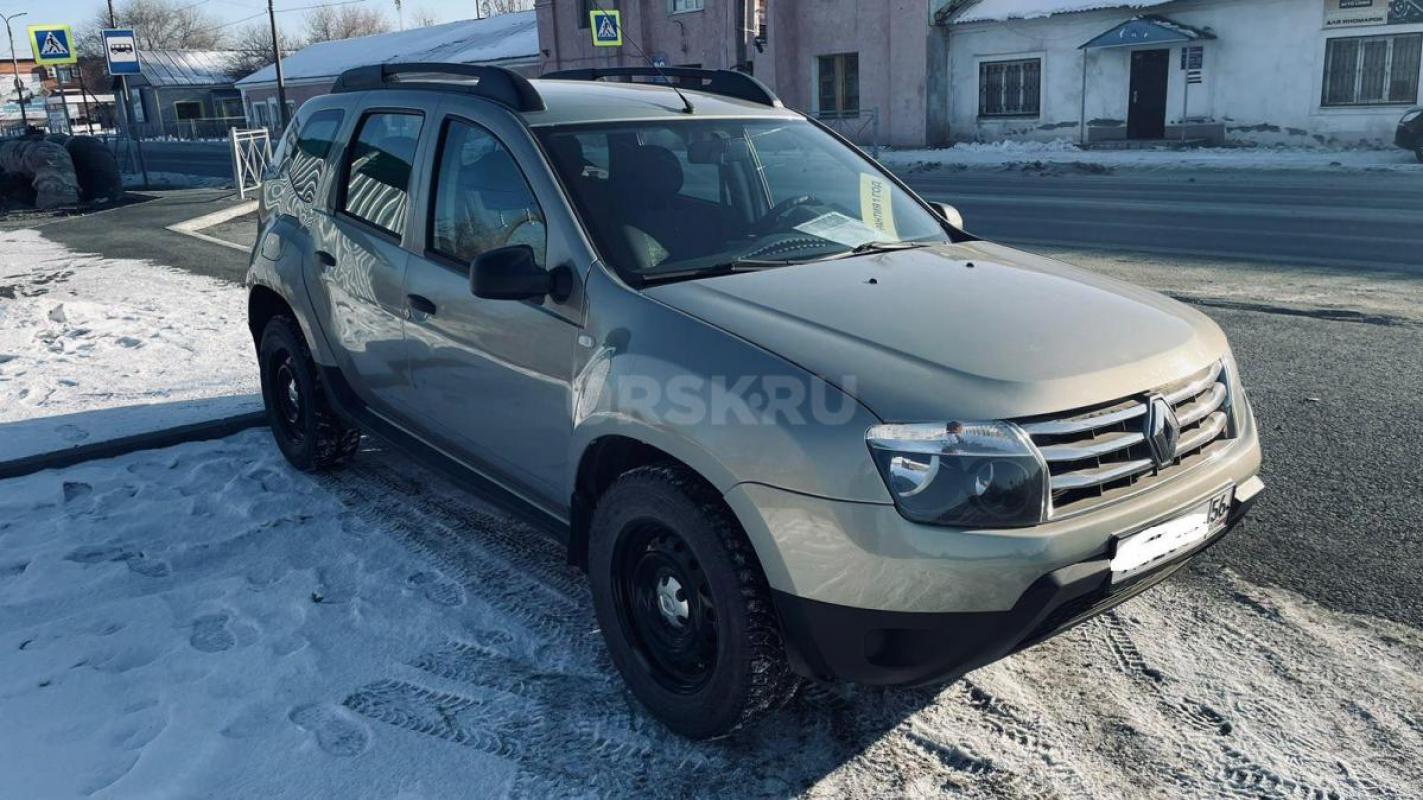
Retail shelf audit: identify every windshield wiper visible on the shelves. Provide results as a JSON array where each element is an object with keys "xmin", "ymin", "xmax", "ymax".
[
  {"xmin": 639, "ymin": 258, "xmax": 799, "ymax": 286},
  {"xmin": 845, "ymin": 241, "xmax": 934, "ymax": 256}
]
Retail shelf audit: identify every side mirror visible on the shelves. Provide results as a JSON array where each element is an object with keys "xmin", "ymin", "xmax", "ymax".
[
  {"xmin": 931, "ymin": 202, "xmax": 965, "ymax": 230},
  {"xmin": 471, "ymin": 245, "xmax": 571, "ymax": 302}
]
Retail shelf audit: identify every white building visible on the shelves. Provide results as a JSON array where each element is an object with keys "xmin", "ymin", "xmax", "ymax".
[{"xmin": 938, "ymin": 0, "xmax": 1423, "ymax": 146}]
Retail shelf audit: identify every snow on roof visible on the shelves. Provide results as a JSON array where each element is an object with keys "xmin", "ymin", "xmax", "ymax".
[
  {"xmin": 236, "ymin": 11, "xmax": 539, "ymax": 88},
  {"xmin": 952, "ymin": 0, "xmax": 1175, "ymax": 24},
  {"xmin": 137, "ymin": 50, "xmax": 237, "ymax": 87}
]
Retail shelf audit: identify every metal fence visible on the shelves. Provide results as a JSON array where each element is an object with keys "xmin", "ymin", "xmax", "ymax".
[
  {"xmin": 128, "ymin": 116, "xmax": 249, "ymax": 142},
  {"xmin": 816, "ymin": 108, "xmax": 881, "ymax": 158},
  {"xmin": 231, "ymin": 128, "xmax": 272, "ymax": 199}
]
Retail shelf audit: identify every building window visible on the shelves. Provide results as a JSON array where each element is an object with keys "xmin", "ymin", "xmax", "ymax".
[
  {"xmin": 816, "ymin": 53, "xmax": 859, "ymax": 119},
  {"xmin": 174, "ymin": 100, "xmax": 203, "ymax": 121},
  {"xmin": 670, "ymin": 0, "xmax": 704, "ymax": 12},
  {"xmin": 579, "ymin": 0, "xmax": 617, "ymax": 28},
  {"xmin": 1323, "ymin": 33, "xmax": 1422, "ymax": 107},
  {"xmin": 979, "ymin": 58, "xmax": 1041, "ymax": 117}
]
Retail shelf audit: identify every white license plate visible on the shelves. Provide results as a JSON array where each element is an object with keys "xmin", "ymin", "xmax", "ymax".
[{"xmin": 1110, "ymin": 487, "xmax": 1234, "ymax": 582}]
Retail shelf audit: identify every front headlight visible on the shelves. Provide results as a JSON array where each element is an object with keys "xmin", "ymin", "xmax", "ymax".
[{"xmin": 866, "ymin": 421, "xmax": 1049, "ymax": 528}]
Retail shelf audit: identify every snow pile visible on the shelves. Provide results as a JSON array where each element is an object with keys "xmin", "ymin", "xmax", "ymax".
[
  {"xmin": 882, "ymin": 142, "xmax": 1423, "ymax": 172},
  {"xmin": 0, "ymin": 229, "xmax": 257, "ymax": 427},
  {"xmin": 1, "ymin": 432, "xmax": 1419, "ymax": 798},
  {"xmin": 235, "ymin": 11, "xmax": 538, "ymax": 87},
  {"xmin": 952, "ymin": 0, "xmax": 1173, "ymax": 24}
]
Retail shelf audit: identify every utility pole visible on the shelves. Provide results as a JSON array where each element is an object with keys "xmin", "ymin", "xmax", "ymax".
[
  {"xmin": 3, "ymin": 12, "xmax": 30, "ymax": 128},
  {"xmin": 267, "ymin": 0, "xmax": 288, "ymax": 128}
]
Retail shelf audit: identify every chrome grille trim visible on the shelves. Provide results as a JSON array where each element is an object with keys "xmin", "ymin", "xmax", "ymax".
[
  {"xmin": 1018, "ymin": 401, "xmax": 1145, "ymax": 436},
  {"xmin": 1038, "ymin": 430, "xmax": 1146, "ymax": 462},
  {"xmin": 1051, "ymin": 458, "xmax": 1155, "ymax": 491},
  {"xmin": 1017, "ymin": 360, "xmax": 1234, "ymax": 518}
]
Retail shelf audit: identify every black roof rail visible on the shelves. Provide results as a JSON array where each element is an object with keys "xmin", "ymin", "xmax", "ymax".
[
  {"xmin": 332, "ymin": 62, "xmax": 546, "ymax": 112},
  {"xmin": 540, "ymin": 67, "xmax": 782, "ymax": 108}
]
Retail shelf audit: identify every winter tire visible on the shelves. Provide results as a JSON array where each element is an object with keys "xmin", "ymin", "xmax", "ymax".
[
  {"xmin": 588, "ymin": 464, "xmax": 796, "ymax": 739},
  {"xmin": 258, "ymin": 315, "xmax": 361, "ymax": 471}
]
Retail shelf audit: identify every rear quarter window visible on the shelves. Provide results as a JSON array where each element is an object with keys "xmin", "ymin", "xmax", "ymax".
[{"xmin": 287, "ymin": 109, "xmax": 345, "ymax": 204}]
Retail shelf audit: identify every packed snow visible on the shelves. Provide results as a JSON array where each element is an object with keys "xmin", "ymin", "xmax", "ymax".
[
  {"xmin": 235, "ymin": 11, "xmax": 538, "ymax": 88},
  {"xmin": 882, "ymin": 138, "xmax": 1423, "ymax": 172},
  {"xmin": 0, "ymin": 229, "xmax": 258, "ymax": 442},
  {"xmin": 950, "ymin": 0, "xmax": 1173, "ymax": 24},
  {"xmin": 0, "ymin": 431, "xmax": 1420, "ymax": 798}
]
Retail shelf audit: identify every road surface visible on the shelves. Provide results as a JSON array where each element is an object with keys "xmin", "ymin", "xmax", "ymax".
[{"xmin": 904, "ymin": 168, "xmax": 1423, "ymax": 274}]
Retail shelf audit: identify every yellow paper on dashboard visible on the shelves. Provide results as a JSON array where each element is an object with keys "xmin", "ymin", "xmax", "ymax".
[{"xmin": 859, "ymin": 173, "xmax": 898, "ymax": 239}]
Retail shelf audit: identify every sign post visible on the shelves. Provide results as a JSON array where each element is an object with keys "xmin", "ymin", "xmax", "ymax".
[
  {"xmin": 102, "ymin": 27, "xmax": 148, "ymax": 188},
  {"xmin": 590, "ymin": 9, "xmax": 623, "ymax": 47}
]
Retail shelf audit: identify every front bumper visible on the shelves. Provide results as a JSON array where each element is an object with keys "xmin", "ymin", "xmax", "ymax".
[{"xmin": 774, "ymin": 476, "xmax": 1264, "ymax": 686}]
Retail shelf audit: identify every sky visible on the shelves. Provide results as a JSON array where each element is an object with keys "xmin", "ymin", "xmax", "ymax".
[{"xmin": 1, "ymin": 0, "xmax": 492, "ymax": 59}]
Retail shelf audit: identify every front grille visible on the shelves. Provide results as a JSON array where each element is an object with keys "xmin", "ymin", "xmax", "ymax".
[{"xmin": 1018, "ymin": 361, "xmax": 1233, "ymax": 517}]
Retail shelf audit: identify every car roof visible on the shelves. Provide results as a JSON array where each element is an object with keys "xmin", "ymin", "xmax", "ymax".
[{"xmin": 518, "ymin": 79, "xmax": 802, "ymax": 127}]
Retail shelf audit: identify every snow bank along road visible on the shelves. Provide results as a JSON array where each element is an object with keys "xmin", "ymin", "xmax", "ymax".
[{"xmin": 1, "ymin": 432, "xmax": 1420, "ymax": 798}]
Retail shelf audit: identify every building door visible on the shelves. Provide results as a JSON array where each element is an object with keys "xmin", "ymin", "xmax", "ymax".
[{"xmin": 1128, "ymin": 49, "xmax": 1169, "ymax": 139}]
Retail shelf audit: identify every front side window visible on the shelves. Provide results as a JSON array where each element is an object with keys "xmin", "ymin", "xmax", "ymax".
[
  {"xmin": 288, "ymin": 108, "xmax": 345, "ymax": 204},
  {"xmin": 537, "ymin": 119, "xmax": 951, "ymax": 283},
  {"xmin": 980, "ymin": 58, "xmax": 1041, "ymax": 117},
  {"xmin": 430, "ymin": 119, "xmax": 547, "ymax": 267},
  {"xmin": 1323, "ymin": 34, "xmax": 1422, "ymax": 107},
  {"xmin": 816, "ymin": 53, "xmax": 859, "ymax": 118},
  {"xmin": 341, "ymin": 112, "xmax": 423, "ymax": 237}
]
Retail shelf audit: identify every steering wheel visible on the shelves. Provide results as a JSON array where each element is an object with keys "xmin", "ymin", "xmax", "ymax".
[{"xmin": 751, "ymin": 195, "xmax": 822, "ymax": 236}]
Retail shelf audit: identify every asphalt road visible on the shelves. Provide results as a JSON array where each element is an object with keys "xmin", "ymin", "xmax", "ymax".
[
  {"xmin": 131, "ymin": 141, "xmax": 235, "ymax": 180},
  {"xmin": 904, "ymin": 168, "xmax": 1423, "ymax": 274}
]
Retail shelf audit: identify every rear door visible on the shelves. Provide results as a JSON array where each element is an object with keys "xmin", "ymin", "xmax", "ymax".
[
  {"xmin": 308, "ymin": 97, "xmax": 433, "ymax": 414},
  {"xmin": 401, "ymin": 105, "xmax": 584, "ymax": 512}
]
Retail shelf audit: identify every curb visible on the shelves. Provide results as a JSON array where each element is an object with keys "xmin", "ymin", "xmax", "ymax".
[{"xmin": 0, "ymin": 412, "xmax": 269, "ymax": 481}]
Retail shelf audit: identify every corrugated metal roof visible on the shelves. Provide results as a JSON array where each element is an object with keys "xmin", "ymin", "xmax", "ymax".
[
  {"xmin": 236, "ymin": 11, "xmax": 539, "ymax": 88},
  {"xmin": 137, "ymin": 50, "xmax": 236, "ymax": 88},
  {"xmin": 952, "ymin": 0, "xmax": 1175, "ymax": 24}
]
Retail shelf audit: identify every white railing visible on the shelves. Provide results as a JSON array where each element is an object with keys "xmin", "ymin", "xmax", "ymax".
[{"xmin": 230, "ymin": 128, "xmax": 273, "ymax": 200}]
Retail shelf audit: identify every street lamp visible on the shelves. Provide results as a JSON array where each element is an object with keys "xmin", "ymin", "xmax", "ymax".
[{"xmin": 3, "ymin": 12, "xmax": 29, "ymax": 128}]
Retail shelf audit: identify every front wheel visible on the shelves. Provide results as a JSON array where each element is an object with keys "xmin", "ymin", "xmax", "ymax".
[
  {"xmin": 588, "ymin": 464, "xmax": 796, "ymax": 739},
  {"xmin": 258, "ymin": 315, "xmax": 361, "ymax": 471}
]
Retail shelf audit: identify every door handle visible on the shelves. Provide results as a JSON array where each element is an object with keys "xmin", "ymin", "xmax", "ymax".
[
  {"xmin": 315, "ymin": 250, "xmax": 336, "ymax": 268},
  {"xmin": 407, "ymin": 294, "xmax": 437, "ymax": 316}
]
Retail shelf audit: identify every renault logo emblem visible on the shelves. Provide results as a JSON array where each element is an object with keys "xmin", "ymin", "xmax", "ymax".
[{"xmin": 1145, "ymin": 395, "xmax": 1181, "ymax": 467}]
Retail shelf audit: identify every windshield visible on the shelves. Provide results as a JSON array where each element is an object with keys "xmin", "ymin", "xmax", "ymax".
[{"xmin": 535, "ymin": 119, "xmax": 952, "ymax": 283}]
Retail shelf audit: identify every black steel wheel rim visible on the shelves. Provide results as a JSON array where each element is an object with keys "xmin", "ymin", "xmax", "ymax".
[
  {"xmin": 611, "ymin": 520, "xmax": 717, "ymax": 694},
  {"xmin": 269, "ymin": 351, "xmax": 305, "ymax": 444}
]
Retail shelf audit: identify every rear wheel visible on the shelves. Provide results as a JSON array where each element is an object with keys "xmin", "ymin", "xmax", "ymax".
[
  {"xmin": 258, "ymin": 315, "xmax": 361, "ymax": 471},
  {"xmin": 589, "ymin": 464, "xmax": 796, "ymax": 739}
]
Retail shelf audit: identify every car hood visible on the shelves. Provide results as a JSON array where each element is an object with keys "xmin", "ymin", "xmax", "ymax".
[{"xmin": 644, "ymin": 241, "xmax": 1229, "ymax": 421}]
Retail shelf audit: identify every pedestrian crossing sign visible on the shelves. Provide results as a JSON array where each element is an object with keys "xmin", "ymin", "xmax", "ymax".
[
  {"xmin": 27, "ymin": 25, "xmax": 78, "ymax": 67},
  {"xmin": 590, "ymin": 9, "xmax": 622, "ymax": 47}
]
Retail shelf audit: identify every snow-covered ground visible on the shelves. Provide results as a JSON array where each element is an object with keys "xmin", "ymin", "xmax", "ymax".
[
  {"xmin": 0, "ymin": 229, "xmax": 258, "ymax": 444},
  {"xmin": 881, "ymin": 139, "xmax": 1423, "ymax": 173},
  {"xmin": 0, "ymin": 432, "xmax": 1420, "ymax": 799}
]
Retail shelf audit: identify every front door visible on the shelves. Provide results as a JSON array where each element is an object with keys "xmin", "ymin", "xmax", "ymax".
[
  {"xmin": 1128, "ymin": 49, "xmax": 1169, "ymax": 140},
  {"xmin": 402, "ymin": 113, "xmax": 578, "ymax": 511}
]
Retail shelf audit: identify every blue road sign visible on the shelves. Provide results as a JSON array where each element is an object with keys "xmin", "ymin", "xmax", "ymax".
[{"xmin": 102, "ymin": 29, "xmax": 142, "ymax": 76}]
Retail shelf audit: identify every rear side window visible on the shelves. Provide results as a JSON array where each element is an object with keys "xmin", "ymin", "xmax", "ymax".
[
  {"xmin": 341, "ymin": 112, "xmax": 423, "ymax": 237},
  {"xmin": 429, "ymin": 119, "xmax": 547, "ymax": 267},
  {"xmin": 288, "ymin": 109, "xmax": 344, "ymax": 204}
]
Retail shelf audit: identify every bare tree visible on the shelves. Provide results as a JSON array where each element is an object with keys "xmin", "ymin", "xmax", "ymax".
[
  {"xmin": 407, "ymin": 5, "xmax": 442, "ymax": 28},
  {"xmin": 88, "ymin": 0, "xmax": 226, "ymax": 52},
  {"xmin": 478, "ymin": 0, "xmax": 535, "ymax": 17},
  {"xmin": 304, "ymin": 5, "xmax": 393, "ymax": 43},
  {"xmin": 224, "ymin": 22, "xmax": 288, "ymax": 82}
]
